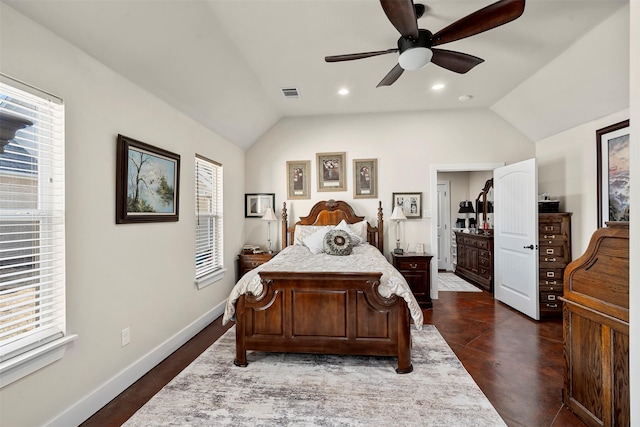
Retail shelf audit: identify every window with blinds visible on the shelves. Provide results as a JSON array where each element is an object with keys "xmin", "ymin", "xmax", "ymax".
[
  {"xmin": 195, "ymin": 155, "xmax": 223, "ymax": 288},
  {"xmin": 0, "ymin": 75, "xmax": 66, "ymax": 369}
]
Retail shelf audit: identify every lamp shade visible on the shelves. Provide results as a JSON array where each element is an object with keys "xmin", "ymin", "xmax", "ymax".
[
  {"xmin": 261, "ymin": 207, "xmax": 277, "ymax": 222},
  {"xmin": 458, "ymin": 201, "xmax": 475, "ymax": 214},
  {"xmin": 389, "ymin": 206, "xmax": 407, "ymax": 221}
]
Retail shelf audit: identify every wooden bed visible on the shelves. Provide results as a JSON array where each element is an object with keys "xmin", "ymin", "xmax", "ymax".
[{"xmin": 233, "ymin": 200, "xmax": 413, "ymax": 373}]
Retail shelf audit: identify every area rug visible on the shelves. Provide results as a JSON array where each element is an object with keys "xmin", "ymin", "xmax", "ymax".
[
  {"xmin": 124, "ymin": 326, "xmax": 505, "ymax": 426},
  {"xmin": 438, "ymin": 272, "xmax": 482, "ymax": 292}
]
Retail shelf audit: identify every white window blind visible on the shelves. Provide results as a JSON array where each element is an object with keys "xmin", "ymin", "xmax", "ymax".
[
  {"xmin": 0, "ymin": 75, "xmax": 66, "ymax": 367},
  {"xmin": 195, "ymin": 155, "xmax": 223, "ymax": 285}
]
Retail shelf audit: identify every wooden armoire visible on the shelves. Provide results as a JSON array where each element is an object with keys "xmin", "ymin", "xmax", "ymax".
[{"xmin": 560, "ymin": 222, "xmax": 629, "ymax": 427}]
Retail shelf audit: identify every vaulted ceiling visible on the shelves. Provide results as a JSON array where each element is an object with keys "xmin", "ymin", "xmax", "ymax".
[{"xmin": 5, "ymin": 0, "xmax": 627, "ymax": 149}]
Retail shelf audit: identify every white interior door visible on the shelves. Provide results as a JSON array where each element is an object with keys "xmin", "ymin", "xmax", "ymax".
[
  {"xmin": 494, "ymin": 158, "xmax": 539, "ymax": 320},
  {"xmin": 437, "ymin": 182, "xmax": 451, "ymax": 270}
]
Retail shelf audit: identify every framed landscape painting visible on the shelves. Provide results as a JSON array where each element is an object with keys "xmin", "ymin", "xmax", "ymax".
[
  {"xmin": 116, "ymin": 134, "xmax": 180, "ymax": 224},
  {"xmin": 596, "ymin": 120, "xmax": 630, "ymax": 227}
]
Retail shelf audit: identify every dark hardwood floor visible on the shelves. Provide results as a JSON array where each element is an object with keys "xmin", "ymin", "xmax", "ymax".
[{"xmin": 82, "ymin": 288, "xmax": 586, "ymax": 427}]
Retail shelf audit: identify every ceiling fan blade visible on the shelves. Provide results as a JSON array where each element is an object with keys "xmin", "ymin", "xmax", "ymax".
[
  {"xmin": 430, "ymin": 49, "xmax": 484, "ymax": 74},
  {"xmin": 377, "ymin": 63, "xmax": 404, "ymax": 87},
  {"xmin": 325, "ymin": 48, "xmax": 398, "ymax": 63},
  {"xmin": 380, "ymin": 0, "xmax": 419, "ymax": 40},
  {"xmin": 431, "ymin": 0, "xmax": 525, "ymax": 46}
]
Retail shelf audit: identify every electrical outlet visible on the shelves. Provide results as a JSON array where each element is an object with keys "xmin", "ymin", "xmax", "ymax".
[{"xmin": 121, "ymin": 327, "xmax": 130, "ymax": 347}]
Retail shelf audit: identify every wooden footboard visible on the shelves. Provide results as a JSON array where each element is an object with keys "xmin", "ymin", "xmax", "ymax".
[{"xmin": 234, "ymin": 271, "xmax": 413, "ymax": 374}]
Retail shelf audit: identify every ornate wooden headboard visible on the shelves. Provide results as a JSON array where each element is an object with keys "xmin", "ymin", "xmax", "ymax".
[{"xmin": 281, "ymin": 200, "xmax": 384, "ymax": 252}]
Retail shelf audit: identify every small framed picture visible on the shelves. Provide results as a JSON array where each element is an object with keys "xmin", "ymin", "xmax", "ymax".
[
  {"xmin": 317, "ymin": 152, "xmax": 346, "ymax": 192},
  {"xmin": 596, "ymin": 120, "xmax": 630, "ymax": 227},
  {"xmin": 392, "ymin": 192, "xmax": 422, "ymax": 219},
  {"xmin": 245, "ymin": 193, "xmax": 275, "ymax": 218},
  {"xmin": 286, "ymin": 160, "xmax": 310, "ymax": 199},
  {"xmin": 116, "ymin": 134, "xmax": 180, "ymax": 224},
  {"xmin": 353, "ymin": 159, "xmax": 377, "ymax": 199}
]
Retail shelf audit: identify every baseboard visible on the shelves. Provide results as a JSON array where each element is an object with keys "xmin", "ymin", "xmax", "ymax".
[{"xmin": 46, "ymin": 301, "xmax": 226, "ymax": 427}]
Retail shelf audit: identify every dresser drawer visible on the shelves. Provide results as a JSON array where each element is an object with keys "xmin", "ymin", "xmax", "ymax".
[
  {"xmin": 539, "ymin": 283, "xmax": 563, "ymax": 293},
  {"xmin": 397, "ymin": 260, "xmax": 428, "ymax": 271},
  {"xmin": 476, "ymin": 239, "xmax": 489, "ymax": 250},
  {"xmin": 479, "ymin": 257, "xmax": 491, "ymax": 267},
  {"xmin": 479, "ymin": 266, "xmax": 491, "ymax": 279},
  {"xmin": 540, "ymin": 291, "xmax": 562, "ymax": 303},
  {"xmin": 462, "ymin": 237, "xmax": 477, "ymax": 246},
  {"xmin": 241, "ymin": 259, "xmax": 266, "ymax": 270},
  {"xmin": 540, "ymin": 278, "xmax": 563, "ymax": 287},
  {"xmin": 540, "ymin": 268, "xmax": 564, "ymax": 280},
  {"xmin": 540, "ymin": 302, "xmax": 562, "ymax": 312}
]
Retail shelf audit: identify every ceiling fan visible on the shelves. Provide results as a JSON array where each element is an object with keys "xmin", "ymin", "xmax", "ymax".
[{"xmin": 325, "ymin": 0, "xmax": 525, "ymax": 87}]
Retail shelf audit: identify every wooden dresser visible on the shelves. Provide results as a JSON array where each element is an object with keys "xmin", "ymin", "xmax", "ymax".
[
  {"xmin": 560, "ymin": 222, "xmax": 629, "ymax": 427},
  {"xmin": 538, "ymin": 213, "xmax": 571, "ymax": 317},
  {"xmin": 454, "ymin": 231, "xmax": 492, "ymax": 292}
]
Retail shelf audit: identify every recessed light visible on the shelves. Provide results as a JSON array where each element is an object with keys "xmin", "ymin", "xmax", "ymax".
[
  {"xmin": 458, "ymin": 95, "xmax": 473, "ymax": 102},
  {"xmin": 431, "ymin": 83, "xmax": 445, "ymax": 91},
  {"xmin": 338, "ymin": 88, "xmax": 349, "ymax": 96}
]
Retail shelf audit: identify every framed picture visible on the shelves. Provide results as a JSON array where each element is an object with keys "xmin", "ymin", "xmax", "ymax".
[
  {"xmin": 286, "ymin": 160, "xmax": 310, "ymax": 199},
  {"xmin": 116, "ymin": 134, "xmax": 180, "ymax": 224},
  {"xmin": 317, "ymin": 152, "xmax": 346, "ymax": 192},
  {"xmin": 353, "ymin": 158, "xmax": 378, "ymax": 199},
  {"xmin": 392, "ymin": 192, "xmax": 422, "ymax": 219},
  {"xmin": 596, "ymin": 120, "xmax": 630, "ymax": 227},
  {"xmin": 245, "ymin": 193, "xmax": 275, "ymax": 218}
]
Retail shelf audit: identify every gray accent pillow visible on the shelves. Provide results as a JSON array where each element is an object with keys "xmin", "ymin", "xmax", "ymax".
[{"xmin": 323, "ymin": 229, "xmax": 353, "ymax": 256}]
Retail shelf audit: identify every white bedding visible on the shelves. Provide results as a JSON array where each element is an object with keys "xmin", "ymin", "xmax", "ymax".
[{"xmin": 223, "ymin": 244, "xmax": 424, "ymax": 329}]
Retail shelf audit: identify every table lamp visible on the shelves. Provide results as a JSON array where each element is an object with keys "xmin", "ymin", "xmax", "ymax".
[
  {"xmin": 457, "ymin": 201, "xmax": 475, "ymax": 228},
  {"xmin": 261, "ymin": 207, "xmax": 278, "ymax": 253},
  {"xmin": 389, "ymin": 206, "xmax": 407, "ymax": 254}
]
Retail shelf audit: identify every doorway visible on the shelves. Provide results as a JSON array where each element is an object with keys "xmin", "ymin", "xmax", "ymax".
[
  {"xmin": 429, "ymin": 163, "xmax": 504, "ymax": 298},
  {"xmin": 437, "ymin": 181, "xmax": 451, "ymax": 271}
]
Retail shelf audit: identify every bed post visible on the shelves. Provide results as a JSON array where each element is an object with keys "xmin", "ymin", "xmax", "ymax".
[
  {"xmin": 377, "ymin": 201, "xmax": 384, "ymax": 253},
  {"xmin": 281, "ymin": 202, "xmax": 288, "ymax": 250}
]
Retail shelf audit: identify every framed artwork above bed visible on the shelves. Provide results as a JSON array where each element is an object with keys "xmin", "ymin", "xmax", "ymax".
[
  {"xmin": 286, "ymin": 160, "xmax": 310, "ymax": 199},
  {"xmin": 317, "ymin": 152, "xmax": 346, "ymax": 192},
  {"xmin": 353, "ymin": 159, "xmax": 377, "ymax": 199}
]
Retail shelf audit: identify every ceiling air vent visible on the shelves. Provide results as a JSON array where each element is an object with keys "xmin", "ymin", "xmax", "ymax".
[{"xmin": 281, "ymin": 87, "xmax": 300, "ymax": 99}]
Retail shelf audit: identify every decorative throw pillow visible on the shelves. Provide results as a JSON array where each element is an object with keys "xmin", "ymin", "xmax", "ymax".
[
  {"xmin": 334, "ymin": 219, "xmax": 363, "ymax": 246},
  {"xmin": 323, "ymin": 229, "xmax": 353, "ymax": 256},
  {"xmin": 303, "ymin": 227, "xmax": 331, "ymax": 254}
]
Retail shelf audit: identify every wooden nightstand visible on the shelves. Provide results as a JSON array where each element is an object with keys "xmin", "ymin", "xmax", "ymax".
[
  {"xmin": 237, "ymin": 252, "xmax": 275, "ymax": 280},
  {"xmin": 391, "ymin": 252, "xmax": 433, "ymax": 308}
]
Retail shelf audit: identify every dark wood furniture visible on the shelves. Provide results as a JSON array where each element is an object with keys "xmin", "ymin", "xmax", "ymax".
[
  {"xmin": 237, "ymin": 252, "xmax": 275, "ymax": 279},
  {"xmin": 538, "ymin": 213, "xmax": 572, "ymax": 317},
  {"xmin": 391, "ymin": 252, "xmax": 433, "ymax": 308},
  {"xmin": 454, "ymin": 231, "xmax": 493, "ymax": 292},
  {"xmin": 560, "ymin": 222, "xmax": 629, "ymax": 427},
  {"xmin": 234, "ymin": 200, "xmax": 414, "ymax": 373}
]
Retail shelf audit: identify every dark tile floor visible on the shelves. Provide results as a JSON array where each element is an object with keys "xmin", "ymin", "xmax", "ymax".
[{"xmin": 82, "ymin": 289, "xmax": 586, "ymax": 427}]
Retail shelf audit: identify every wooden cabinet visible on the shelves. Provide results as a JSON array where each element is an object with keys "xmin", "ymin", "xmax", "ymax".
[
  {"xmin": 237, "ymin": 252, "xmax": 275, "ymax": 279},
  {"xmin": 538, "ymin": 213, "xmax": 572, "ymax": 317},
  {"xmin": 560, "ymin": 222, "xmax": 629, "ymax": 427},
  {"xmin": 391, "ymin": 252, "xmax": 433, "ymax": 308},
  {"xmin": 454, "ymin": 232, "xmax": 492, "ymax": 292}
]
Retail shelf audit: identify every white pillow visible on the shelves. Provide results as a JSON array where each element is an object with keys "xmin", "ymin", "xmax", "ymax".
[
  {"xmin": 294, "ymin": 225, "xmax": 332, "ymax": 246},
  {"xmin": 348, "ymin": 220, "xmax": 369, "ymax": 243},
  {"xmin": 303, "ymin": 227, "xmax": 331, "ymax": 254},
  {"xmin": 334, "ymin": 220, "xmax": 363, "ymax": 246}
]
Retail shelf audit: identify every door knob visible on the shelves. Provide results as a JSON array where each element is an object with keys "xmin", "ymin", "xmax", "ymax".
[{"xmin": 523, "ymin": 244, "xmax": 535, "ymax": 250}]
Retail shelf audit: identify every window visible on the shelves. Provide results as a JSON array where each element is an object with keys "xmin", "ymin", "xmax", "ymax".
[
  {"xmin": 0, "ymin": 75, "xmax": 74, "ymax": 388},
  {"xmin": 194, "ymin": 155, "xmax": 223, "ymax": 288}
]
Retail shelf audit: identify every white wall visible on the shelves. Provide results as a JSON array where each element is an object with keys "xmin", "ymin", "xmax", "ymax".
[
  {"xmin": 536, "ymin": 109, "xmax": 630, "ymax": 255},
  {"xmin": 0, "ymin": 4, "xmax": 245, "ymax": 426},
  {"xmin": 245, "ymin": 109, "xmax": 534, "ymax": 255}
]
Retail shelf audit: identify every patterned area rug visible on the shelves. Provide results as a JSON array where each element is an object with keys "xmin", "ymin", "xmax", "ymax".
[
  {"xmin": 438, "ymin": 272, "xmax": 482, "ymax": 292},
  {"xmin": 124, "ymin": 326, "xmax": 505, "ymax": 426}
]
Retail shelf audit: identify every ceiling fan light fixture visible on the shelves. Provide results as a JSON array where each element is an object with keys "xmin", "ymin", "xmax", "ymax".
[{"xmin": 398, "ymin": 47, "xmax": 432, "ymax": 71}]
